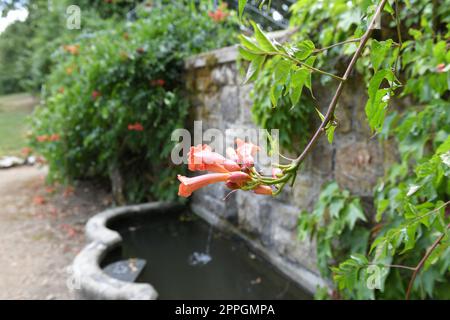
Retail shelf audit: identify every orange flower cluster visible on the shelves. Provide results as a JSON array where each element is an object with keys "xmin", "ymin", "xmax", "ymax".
[
  {"xmin": 36, "ymin": 134, "xmax": 60, "ymax": 142},
  {"xmin": 91, "ymin": 90, "xmax": 101, "ymax": 100},
  {"xmin": 66, "ymin": 66, "xmax": 75, "ymax": 75},
  {"xmin": 150, "ymin": 79, "xmax": 165, "ymax": 87},
  {"xmin": 21, "ymin": 147, "xmax": 32, "ymax": 156},
  {"xmin": 63, "ymin": 44, "xmax": 79, "ymax": 55},
  {"xmin": 208, "ymin": 4, "xmax": 229, "ymax": 22},
  {"xmin": 128, "ymin": 123, "xmax": 144, "ymax": 131},
  {"xmin": 177, "ymin": 139, "xmax": 273, "ymax": 198}
]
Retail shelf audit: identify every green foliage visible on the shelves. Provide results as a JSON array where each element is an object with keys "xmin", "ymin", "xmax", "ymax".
[
  {"xmin": 30, "ymin": 2, "xmax": 237, "ymax": 202},
  {"xmin": 365, "ymin": 68, "xmax": 398, "ymax": 133},
  {"xmin": 238, "ymin": 0, "xmax": 247, "ymax": 19},
  {"xmin": 0, "ymin": 0, "xmax": 122, "ymax": 94},
  {"xmin": 239, "ymin": 23, "xmax": 318, "ymax": 150},
  {"xmin": 334, "ymin": 137, "xmax": 449, "ymax": 299},
  {"xmin": 331, "ymin": 0, "xmax": 450, "ymax": 298},
  {"xmin": 240, "ymin": 0, "xmax": 450, "ymax": 299},
  {"xmin": 249, "ymin": 59, "xmax": 314, "ymax": 151},
  {"xmin": 298, "ymin": 183, "xmax": 369, "ymax": 286}
]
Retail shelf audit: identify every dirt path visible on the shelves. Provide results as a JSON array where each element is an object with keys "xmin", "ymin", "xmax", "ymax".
[{"xmin": 0, "ymin": 166, "xmax": 111, "ymax": 299}]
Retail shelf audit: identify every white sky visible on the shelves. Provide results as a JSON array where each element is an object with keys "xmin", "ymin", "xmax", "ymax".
[{"xmin": 0, "ymin": 8, "xmax": 29, "ymax": 34}]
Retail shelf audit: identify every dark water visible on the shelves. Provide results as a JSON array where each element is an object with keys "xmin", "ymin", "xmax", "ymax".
[{"xmin": 104, "ymin": 211, "xmax": 311, "ymax": 300}]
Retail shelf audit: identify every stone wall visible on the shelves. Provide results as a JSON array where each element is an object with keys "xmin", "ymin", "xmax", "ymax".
[{"xmin": 184, "ymin": 45, "xmax": 392, "ymax": 293}]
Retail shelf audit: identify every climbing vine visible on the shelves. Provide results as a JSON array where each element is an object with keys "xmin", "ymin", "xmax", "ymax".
[{"xmin": 236, "ymin": 0, "xmax": 449, "ymax": 299}]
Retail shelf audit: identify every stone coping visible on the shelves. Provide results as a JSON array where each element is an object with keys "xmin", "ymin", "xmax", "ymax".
[
  {"xmin": 185, "ymin": 45, "xmax": 239, "ymax": 69},
  {"xmin": 72, "ymin": 202, "xmax": 183, "ymax": 300}
]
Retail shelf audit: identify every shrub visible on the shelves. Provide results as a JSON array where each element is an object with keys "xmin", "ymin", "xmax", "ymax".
[{"xmin": 30, "ymin": 2, "xmax": 238, "ymax": 203}]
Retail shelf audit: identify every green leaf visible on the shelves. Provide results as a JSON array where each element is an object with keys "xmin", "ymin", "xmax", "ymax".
[
  {"xmin": 345, "ymin": 199, "xmax": 367, "ymax": 230},
  {"xmin": 329, "ymin": 198, "xmax": 345, "ymax": 218},
  {"xmin": 332, "ymin": 255, "xmax": 367, "ymax": 291},
  {"xmin": 273, "ymin": 59, "xmax": 291, "ymax": 84},
  {"xmin": 326, "ymin": 125, "xmax": 336, "ymax": 144},
  {"xmin": 239, "ymin": 35, "xmax": 264, "ymax": 53},
  {"xmin": 370, "ymin": 39, "xmax": 393, "ymax": 72},
  {"xmin": 436, "ymin": 136, "xmax": 450, "ymax": 154},
  {"xmin": 270, "ymin": 83, "xmax": 283, "ymax": 106},
  {"xmin": 376, "ymin": 199, "xmax": 389, "ymax": 222},
  {"xmin": 294, "ymin": 40, "xmax": 315, "ymax": 60},
  {"xmin": 401, "ymin": 224, "xmax": 417, "ymax": 253},
  {"xmin": 304, "ymin": 55, "xmax": 316, "ymax": 96},
  {"xmin": 238, "ymin": 0, "xmax": 247, "ymax": 20},
  {"xmin": 289, "ymin": 67, "xmax": 308, "ymax": 105},
  {"xmin": 384, "ymin": 1, "xmax": 394, "ymax": 14},
  {"xmin": 315, "ymin": 107, "xmax": 325, "ymax": 121},
  {"xmin": 250, "ymin": 21, "xmax": 277, "ymax": 53},
  {"xmin": 238, "ymin": 46, "xmax": 260, "ymax": 61},
  {"xmin": 243, "ymin": 55, "xmax": 266, "ymax": 84},
  {"xmin": 365, "ymin": 69, "xmax": 395, "ymax": 132}
]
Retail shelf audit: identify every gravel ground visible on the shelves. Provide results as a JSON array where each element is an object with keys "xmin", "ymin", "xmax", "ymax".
[{"xmin": 0, "ymin": 165, "xmax": 111, "ymax": 299}]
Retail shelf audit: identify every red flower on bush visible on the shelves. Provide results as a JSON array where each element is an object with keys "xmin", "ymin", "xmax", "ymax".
[
  {"xmin": 136, "ymin": 47, "xmax": 146, "ymax": 54},
  {"xmin": 66, "ymin": 66, "xmax": 74, "ymax": 75},
  {"xmin": 92, "ymin": 90, "xmax": 101, "ymax": 100},
  {"xmin": 177, "ymin": 139, "xmax": 273, "ymax": 198},
  {"xmin": 150, "ymin": 79, "xmax": 165, "ymax": 87},
  {"xmin": 63, "ymin": 44, "xmax": 79, "ymax": 55},
  {"xmin": 36, "ymin": 135, "xmax": 49, "ymax": 142},
  {"xmin": 22, "ymin": 147, "xmax": 32, "ymax": 156},
  {"xmin": 49, "ymin": 134, "xmax": 60, "ymax": 142},
  {"xmin": 36, "ymin": 134, "xmax": 60, "ymax": 142},
  {"xmin": 128, "ymin": 123, "xmax": 144, "ymax": 131},
  {"xmin": 208, "ymin": 4, "xmax": 229, "ymax": 23}
]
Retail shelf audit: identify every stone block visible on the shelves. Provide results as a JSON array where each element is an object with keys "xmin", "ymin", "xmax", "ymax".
[
  {"xmin": 273, "ymin": 203, "xmax": 300, "ymax": 231},
  {"xmin": 271, "ymin": 225, "xmax": 318, "ymax": 272},
  {"xmin": 237, "ymin": 192, "xmax": 273, "ymax": 247},
  {"xmin": 219, "ymin": 86, "xmax": 239, "ymax": 123},
  {"xmin": 335, "ymin": 140, "xmax": 384, "ymax": 196},
  {"xmin": 291, "ymin": 174, "xmax": 322, "ymax": 211},
  {"xmin": 211, "ymin": 63, "xmax": 237, "ymax": 86}
]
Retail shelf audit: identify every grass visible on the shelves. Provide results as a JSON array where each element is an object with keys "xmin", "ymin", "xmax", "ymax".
[{"xmin": 0, "ymin": 93, "xmax": 38, "ymax": 157}]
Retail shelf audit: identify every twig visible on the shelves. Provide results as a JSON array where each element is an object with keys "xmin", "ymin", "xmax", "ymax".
[
  {"xmin": 405, "ymin": 223, "xmax": 450, "ymax": 300},
  {"xmin": 369, "ymin": 263, "xmax": 416, "ymax": 271},
  {"xmin": 313, "ymin": 38, "xmax": 362, "ymax": 53},
  {"xmin": 268, "ymin": 52, "xmax": 346, "ymax": 81},
  {"xmin": 385, "ymin": 264, "xmax": 417, "ymax": 271},
  {"xmin": 293, "ymin": 0, "xmax": 389, "ymax": 167},
  {"xmin": 393, "ymin": 0, "xmax": 403, "ymax": 77},
  {"xmin": 394, "ymin": 0, "xmax": 403, "ymax": 45}
]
